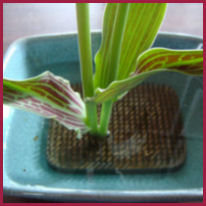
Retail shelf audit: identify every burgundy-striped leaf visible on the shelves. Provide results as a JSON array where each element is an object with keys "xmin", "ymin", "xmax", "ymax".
[
  {"xmin": 91, "ymin": 48, "xmax": 203, "ymax": 103},
  {"xmin": 3, "ymin": 71, "xmax": 87, "ymax": 136},
  {"xmin": 136, "ymin": 48, "xmax": 203, "ymax": 75}
]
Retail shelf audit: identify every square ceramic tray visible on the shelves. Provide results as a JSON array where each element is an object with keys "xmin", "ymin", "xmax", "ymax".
[{"xmin": 3, "ymin": 32, "xmax": 203, "ymax": 202}]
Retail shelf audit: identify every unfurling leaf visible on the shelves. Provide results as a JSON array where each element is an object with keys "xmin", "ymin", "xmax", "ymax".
[
  {"xmin": 3, "ymin": 71, "xmax": 87, "ymax": 136},
  {"xmin": 94, "ymin": 3, "xmax": 167, "ymax": 89},
  {"xmin": 92, "ymin": 49, "xmax": 203, "ymax": 103},
  {"xmin": 94, "ymin": 3, "xmax": 129, "ymax": 89},
  {"xmin": 117, "ymin": 3, "xmax": 167, "ymax": 80}
]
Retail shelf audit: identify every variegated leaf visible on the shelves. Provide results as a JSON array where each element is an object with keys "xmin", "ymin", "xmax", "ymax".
[
  {"xmin": 91, "ymin": 48, "xmax": 203, "ymax": 103},
  {"xmin": 3, "ymin": 71, "xmax": 87, "ymax": 135},
  {"xmin": 136, "ymin": 48, "xmax": 203, "ymax": 75}
]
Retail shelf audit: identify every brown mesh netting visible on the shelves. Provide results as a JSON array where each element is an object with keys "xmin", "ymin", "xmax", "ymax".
[{"xmin": 46, "ymin": 84, "xmax": 186, "ymax": 172}]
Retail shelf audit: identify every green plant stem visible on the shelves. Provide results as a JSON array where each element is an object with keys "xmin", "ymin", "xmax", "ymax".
[
  {"xmin": 99, "ymin": 4, "xmax": 129, "ymax": 136},
  {"xmin": 99, "ymin": 100, "xmax": 113, "ymax": 136},
  {"xmin": 76, "ymin": 3, "xmax": 98, "ymax": 133}
]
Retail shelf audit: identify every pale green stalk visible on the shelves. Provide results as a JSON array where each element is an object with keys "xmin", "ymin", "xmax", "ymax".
[
  {"xmin": 99, "ymin": 3, "xmax": 129, "ymax": 136},
  {"xmin": 98, "ymin": 100, "xmax": 113, "ymax": 136},
  {"xmin": 76, "ymin": 3, "xmax": 98, "ymax": 134}
]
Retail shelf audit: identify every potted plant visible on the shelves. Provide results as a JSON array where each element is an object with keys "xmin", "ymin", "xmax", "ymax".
[{"xmin": 3, "ymin": 3, "xmax": 203, "ymax": 172}]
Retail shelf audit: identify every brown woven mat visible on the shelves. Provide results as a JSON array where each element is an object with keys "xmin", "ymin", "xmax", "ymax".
[{"xmin": 46, "ymin": 84, "xmax": 186, "ymax": 172}]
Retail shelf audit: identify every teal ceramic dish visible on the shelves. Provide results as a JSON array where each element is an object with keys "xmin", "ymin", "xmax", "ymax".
[{"xmin": 3, "ymin": 32, "xmax": 203, "ymax": 202}]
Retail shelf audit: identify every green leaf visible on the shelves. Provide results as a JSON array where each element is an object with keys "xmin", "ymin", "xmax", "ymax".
[
  {"xmin": 94, "ymin": 3, "xmax": 167, "ymax": 90},
  {"xmin": 94, "ymin": 3, "xmax": 130, "ymax": 89},
  {"xmin": 117, "ymin": 3, "xmax": 167, "ymax": 80},
  {"xmin": 3, "ymin": 71, "xmax": 87, "ymax": 136},
  {"xmin": 92, "ymin": 48, "xmax": 203, "ymax": 103}
]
